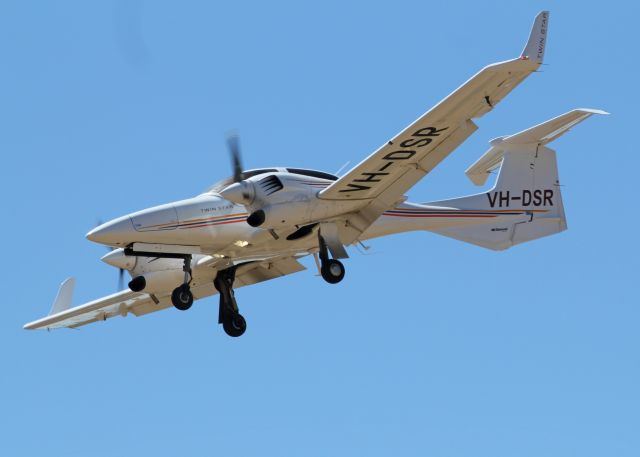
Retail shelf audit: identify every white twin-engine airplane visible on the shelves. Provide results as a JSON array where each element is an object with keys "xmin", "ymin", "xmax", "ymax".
[{"xmin": 25, "ymin": 11, "xmax": 606, "ymax": 337}]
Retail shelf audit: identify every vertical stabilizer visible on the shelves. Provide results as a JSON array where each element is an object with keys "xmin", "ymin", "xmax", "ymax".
[{"xmin": 425, "ymin": 108, "xmax": 607, "ymax": 250}]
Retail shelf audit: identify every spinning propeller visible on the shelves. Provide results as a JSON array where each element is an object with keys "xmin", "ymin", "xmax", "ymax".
[
  {"xmin": 95, "ymin": 219, "xmax": 126, "ymax": 291},
  {"xmin": 116, "ymin": 265, "xmax": 125, "ymax": 291},
  {"xmin": 227, "ymin": 133, "xmax": 244, "ymax": 183},
  {"xmin": 220, "ymin": 133, "xmax": 255, "ymax": 204}
]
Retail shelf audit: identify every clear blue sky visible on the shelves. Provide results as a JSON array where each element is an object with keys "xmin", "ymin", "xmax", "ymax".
[{"xmin": 2, "ymin": 1, "xmax": 637, "ymax": 456}]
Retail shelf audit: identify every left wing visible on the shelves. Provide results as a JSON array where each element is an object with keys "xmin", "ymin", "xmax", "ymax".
[
  {"xmin": 319, "ymin": 11, "xmax": 549, "ymax": 244},
  {"xmin": 24, "ymin": 257, "xmax": 306, "ymax": 330},
  {"xmin": 24, "ymin": 288, "xmax": 168, "ymax": 330}
]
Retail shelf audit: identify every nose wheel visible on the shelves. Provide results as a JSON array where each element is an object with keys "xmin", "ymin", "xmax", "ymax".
[
  {"xmin": 214, "ymin": 266, "xmax": 247, "ymax": 337},
  {"xmin": 171, "ymin": 284, "xmax": 193, "ymax": 310},
  {"xmin": 171, "ymin": 255, "xmax": 194, "ymax": 311}
]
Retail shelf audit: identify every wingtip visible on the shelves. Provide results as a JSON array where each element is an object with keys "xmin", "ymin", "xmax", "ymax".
[
  {"xmin": 48, "ymin": 277, "xmax": 76, "ymax": 316},
  {"xmin": 576, "ymin": 108, "xmax": 610, "ymax": 116},
  {"xmin": 521, "ymin": 10, "xmax": 549, "ymax": 64}
]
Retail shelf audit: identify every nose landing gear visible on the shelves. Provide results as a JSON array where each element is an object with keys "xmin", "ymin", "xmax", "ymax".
[
  {"xmin": 214, "ymin": 267, "xmax": 247, "ymax": 337},
  {"xmin": 165, "ymin": 256, "xmax": 246, "ymax": 337},
  {"xmin": 171, "ymin": 284, "xmax": 193, "ymax": 310}
]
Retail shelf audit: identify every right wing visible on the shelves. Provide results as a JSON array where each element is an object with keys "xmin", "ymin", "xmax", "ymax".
[
  {"xmin": 24, "ymin": 257, "xmax": 306, "ymax": 330},
  {"xmin": 319, "ymin": 11, "xmax": 549, "ymax": 244}
]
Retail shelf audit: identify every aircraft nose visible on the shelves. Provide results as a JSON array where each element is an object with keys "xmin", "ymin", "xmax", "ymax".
[{"xmin": 86, "ymin": 216, "xmax": 135, "ymax": 246}]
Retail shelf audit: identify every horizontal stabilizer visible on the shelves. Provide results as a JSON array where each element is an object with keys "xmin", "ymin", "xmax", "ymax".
[
  {"xmin": 503, "ymin": 108, "xmax": 609, "ymax": 146},
  {"xmin": 48, "ymin": 277, "xmax": 76, "ymax": 316},
  {"xmin": 466, "ymin": 108, "xmax": 608, "ymax": 186}
]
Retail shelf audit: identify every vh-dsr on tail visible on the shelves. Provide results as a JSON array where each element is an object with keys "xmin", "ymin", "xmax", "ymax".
[
  {"xmin": 24, "ymin": 11, "xmax": 607, "ymax": 337},
  {"xmin": 419, "ymin": 108, "xmax": 608, "ymax": 250}
]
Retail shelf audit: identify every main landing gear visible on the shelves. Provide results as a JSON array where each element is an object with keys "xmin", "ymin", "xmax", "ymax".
[
  {"xmin": 214, "ymin": 267, "xmax": 247, "ymax": 337},
  {"xmin": 318, "ymin": 235, "xmax": 345, "ymax": 284},
  {"xmin": 171, "ymin": 255, "xmax": 194, "ymax": 311},
  {"xmin": 168, "ymin": 256, "xmax": 246, "ymax": 337}
]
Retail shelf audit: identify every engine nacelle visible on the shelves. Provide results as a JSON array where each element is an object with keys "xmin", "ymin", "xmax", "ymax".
[
  {"xmin": 246, "ymin": 202, "xmax": 313, "ymax": 229},
  {"xmin": 128, "ymin": 269, "xmax": 184, "ymax": 294},
  {"xmin": 220, "ymin": 171, "xmax": 363, "ymax": 230}
]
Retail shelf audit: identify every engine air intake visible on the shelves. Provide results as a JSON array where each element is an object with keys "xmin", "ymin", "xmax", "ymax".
[{"xmin": 258, "ymin": 175, "xmax": 283, "ymax": 195}]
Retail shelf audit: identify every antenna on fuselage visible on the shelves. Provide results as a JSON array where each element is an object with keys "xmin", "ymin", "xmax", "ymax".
[{"xmin": 334, "ymin": 160, "xmax": 351, "ymax": 176}]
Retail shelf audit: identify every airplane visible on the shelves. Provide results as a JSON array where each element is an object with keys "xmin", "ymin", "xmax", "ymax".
[{"xmin": 24, "ymin": 11, "xmax": 606, "ymax": 337}]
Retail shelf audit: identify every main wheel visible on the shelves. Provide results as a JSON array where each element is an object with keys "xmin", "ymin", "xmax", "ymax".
[
  {"xmin": 171, "ymin": 285, "xmax": 193, "ymax": 311},
  {"xmin": 223, "ymin": 313, "xmax": 247, "ymax": 337},
  {"xmin": 320, "ymin": 259, "xmax": 345, "ymax": 284}
]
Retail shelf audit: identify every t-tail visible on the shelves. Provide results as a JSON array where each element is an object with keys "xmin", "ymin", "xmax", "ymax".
[{"xmin": 422, "ymin": 108, "xmax": 608, "ymax": 250}]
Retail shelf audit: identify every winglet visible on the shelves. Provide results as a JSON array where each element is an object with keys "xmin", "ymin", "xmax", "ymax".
[
  {"xmin": 521, "ymin": 11, "xmax": 549, "ymax": 64},
  {"xmin": 48, "ymin": 277, "xmax": 76, "ymax": 316}
]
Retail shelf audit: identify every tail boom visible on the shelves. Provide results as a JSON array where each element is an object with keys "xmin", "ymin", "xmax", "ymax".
[{"xmin": 362, "ymin": 108, "xmax": 606, "ymax": 250}]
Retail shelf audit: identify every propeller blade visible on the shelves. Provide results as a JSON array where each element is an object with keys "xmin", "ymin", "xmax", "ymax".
[
  {"xmin": 96, "ymin": 219, "xmax": 124, "ymax": 292},
  {"xmin": 96, "ymin": 219, "xmax": 128, "ymax": 291},
  {"xmin": 227, "ymin": 133, "xmax": 244, "ymax": 183}
]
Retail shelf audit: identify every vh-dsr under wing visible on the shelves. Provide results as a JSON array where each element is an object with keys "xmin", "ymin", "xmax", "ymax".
[
  {"xmin": 24, "ymin": 11, "xmax": 606, "ymax": 337},
  {"xmin": 319, "ymin": 11, "xmax": 549, "ymax": 246}
]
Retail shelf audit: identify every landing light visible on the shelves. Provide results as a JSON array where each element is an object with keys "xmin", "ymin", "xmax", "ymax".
[{"xmin": 233, "ymin": 240, "xmax": 250, "ymax": 247}]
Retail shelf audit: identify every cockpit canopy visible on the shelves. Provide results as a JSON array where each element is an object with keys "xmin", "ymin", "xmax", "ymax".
[{"xmin": 206, "ymin": 168, "xmax": 338, "ymax": 194}]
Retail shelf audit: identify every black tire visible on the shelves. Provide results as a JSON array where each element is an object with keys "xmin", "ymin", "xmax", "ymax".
[
  {"xmin": 171, "ymin": 285, "xmax": 193, "ymax": 311},
  {"xmin": 320, "ymin": 259, "xmax": 345, "ymax": 284},
  {"xmin": 223, "ymin": 313, "xmax": 247, "ymax": 337}
]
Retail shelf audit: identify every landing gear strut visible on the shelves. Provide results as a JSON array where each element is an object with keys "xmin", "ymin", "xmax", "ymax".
[
  {"xmin": 319, "ymin": 235, "xmax": 345, "ymax": 284},
  {"xmin": 214, "ymin": 267, "xmax": 247, "ymax": 337},
  {"xmin": 171, "ymin": 255, "xmax": 194, "ymax": 311}
]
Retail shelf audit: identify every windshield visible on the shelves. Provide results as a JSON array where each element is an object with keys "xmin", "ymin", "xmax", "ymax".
[
  {"xmin": 205, "ymin": 167, "xmax": 337, "ymax": 194},
  {"xmin": 205, "ymin": 168, "xmax": 279, "ymax": 193},
  {"xmin": 286, "ymin": 168, "xmax": 338, "ymax": 181}
]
